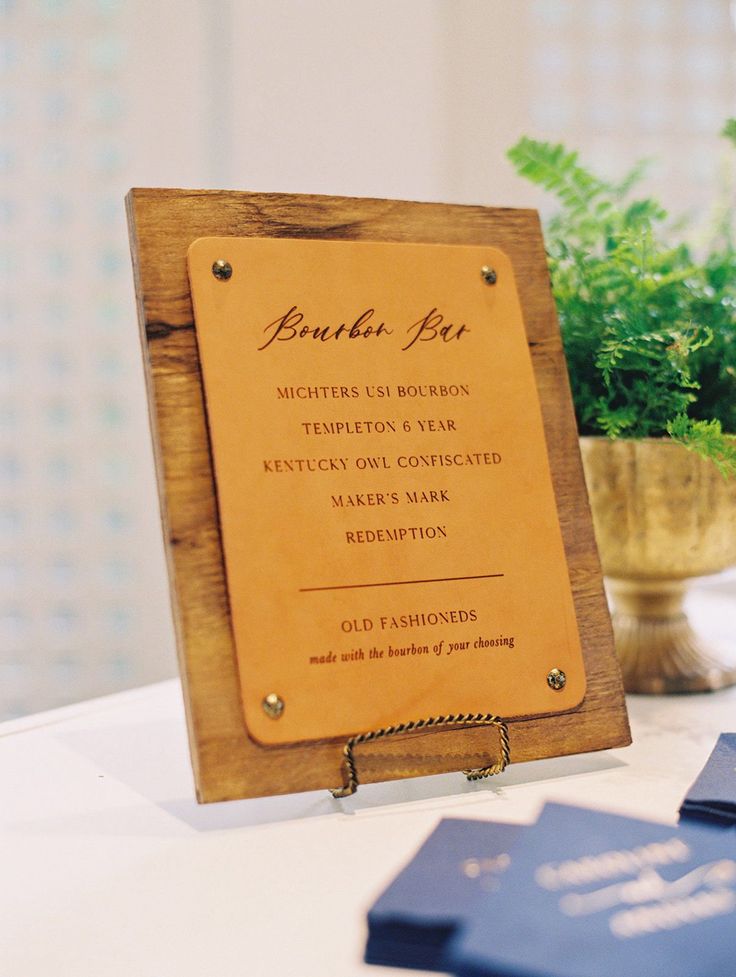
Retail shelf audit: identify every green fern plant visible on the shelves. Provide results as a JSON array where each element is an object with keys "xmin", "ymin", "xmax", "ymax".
[{"xmin": 508, "ymin": 131, "xmax": 736, "ymax": 477}]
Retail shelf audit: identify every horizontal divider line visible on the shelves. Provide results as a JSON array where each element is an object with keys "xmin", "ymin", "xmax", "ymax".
[{"xmin": 300, "ymin": 573, "xmax": 504, "ymax": 593}]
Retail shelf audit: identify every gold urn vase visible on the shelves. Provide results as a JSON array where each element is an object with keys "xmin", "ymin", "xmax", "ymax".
[{"xmin": 580, "ymin": 437, "xmax": 736, "ymax": 694}]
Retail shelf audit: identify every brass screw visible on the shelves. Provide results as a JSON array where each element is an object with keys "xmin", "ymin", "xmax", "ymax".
[
  {"xmin": 212, "ymin": 259, "xmax": 233, "ymax": 281},
  {"xmin": 262, "ymin": 693, "xmax": 285, "ymax": 718},
  {"xmin": 547, "ymin": 668, "xmax": 566, "ymax": 691},
  {"xmin": 481, "ymin": 265, "xmax": 497, "ymax": 285}
]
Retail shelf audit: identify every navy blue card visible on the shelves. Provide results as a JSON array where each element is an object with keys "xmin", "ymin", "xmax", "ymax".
[
  {"xmin": 365, "ymin": 817, "xmax": 522, "ymax": 971},
  {"xmin": 448, "ymin": 802, "xmax": 736, "ymax": 977},
  {"xmin": 680, "ymin": 733, "xmax": 736, "ymax": 827}
]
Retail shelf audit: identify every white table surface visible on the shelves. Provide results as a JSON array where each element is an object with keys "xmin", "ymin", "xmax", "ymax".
[{"xmin": 2, "ymin": 581, "xmax": 735, "ymax": 977}]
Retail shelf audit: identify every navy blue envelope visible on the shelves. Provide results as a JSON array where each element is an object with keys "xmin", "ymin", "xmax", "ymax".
[
  {"xmin": 680, "ymin": 733, "xmax": 736, "ymax": 827},
  {"xmin": 448, "ymin": 802, "xmax": 736, "ymax": 977},
  {"xmin": 365, "ymin": 818, "xmax": 522, "ymax": 971}
]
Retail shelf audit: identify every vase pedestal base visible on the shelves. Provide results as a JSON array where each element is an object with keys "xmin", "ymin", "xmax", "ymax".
[{"xmin": 609, "ymin": 578, "xmax": 736, "ymax": 695}]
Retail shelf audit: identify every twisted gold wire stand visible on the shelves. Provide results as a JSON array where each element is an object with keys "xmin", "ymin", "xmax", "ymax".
[{"xmin": 330, "ymin": 712, "xmax": 510, "ymax": 798}]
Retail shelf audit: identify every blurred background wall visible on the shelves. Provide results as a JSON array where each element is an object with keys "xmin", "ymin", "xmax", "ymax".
[{"xmin": 2, "ymin": 0, "xmax": 735, "ymax": 719}]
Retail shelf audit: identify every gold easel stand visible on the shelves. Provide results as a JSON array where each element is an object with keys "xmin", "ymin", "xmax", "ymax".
[
  {"xmin": 581, "ymin": 437, "xmax": 736, "ymax": 695},
  {"xmin": 331, "ymin": 714, "xmax": 510, "ymax": 798}
]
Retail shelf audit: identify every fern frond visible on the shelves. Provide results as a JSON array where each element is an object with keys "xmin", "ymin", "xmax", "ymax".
[
  {"xmin": 507, "ymin": 137, "xmax": 608, "ymax": 214},
  {"xmin": 612, "ymin": 158, "xmax": 650, "ymax": 198},
  {"xmin": 668, "ymin": 415, "xmax": 736, "ymax": 477},
  {"xmin": 509, "ymin": 129, "xmax": 736, "ymax": 465},
  {"xmin": 722, "ymin": 118, "xmax": 736, "ymax": 147}
]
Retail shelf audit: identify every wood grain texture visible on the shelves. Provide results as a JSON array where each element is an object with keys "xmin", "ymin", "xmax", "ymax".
[{"xmin": 126, "ymin": 188, "xmax": 630, "ymax": 802}]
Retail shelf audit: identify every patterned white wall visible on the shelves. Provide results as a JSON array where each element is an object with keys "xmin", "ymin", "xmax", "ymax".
[
  {"xmin": 1, "ymin": 0, "xmax": 734, "ymax": 720},
  {"xmin": 0, "ymin": 0, "xmax": 211, "ymax": 718}
]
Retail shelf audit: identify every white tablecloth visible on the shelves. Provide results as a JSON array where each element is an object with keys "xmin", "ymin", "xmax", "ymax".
[{"xmin": 2, "ymin": 581, "xmax": 734, "ymax": 977}]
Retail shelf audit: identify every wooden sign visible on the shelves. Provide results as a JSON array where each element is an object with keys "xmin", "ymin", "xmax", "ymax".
[{"xmin": 127, "ymin": 189, "xmax": 630, "ymax": 803}]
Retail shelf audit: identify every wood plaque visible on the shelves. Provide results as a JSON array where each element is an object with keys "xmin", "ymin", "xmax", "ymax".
[{"xmin": 126, "ymin": 189, "xmax": 630, "ymax": 803}]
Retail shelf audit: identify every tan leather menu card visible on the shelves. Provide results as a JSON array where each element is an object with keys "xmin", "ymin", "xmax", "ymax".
[{"xmin": 188, "ymin": 237, "xmax": 585, "ymax": 745}]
